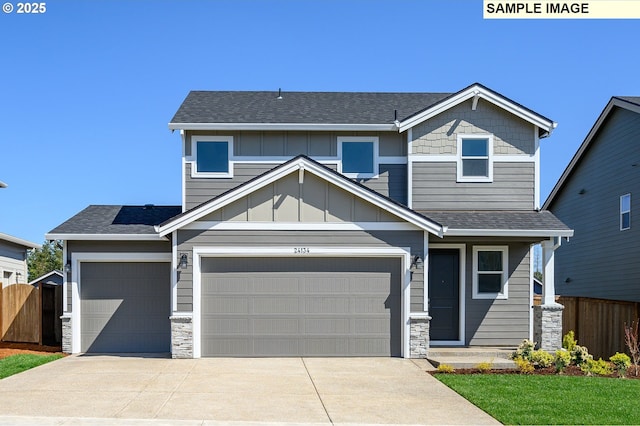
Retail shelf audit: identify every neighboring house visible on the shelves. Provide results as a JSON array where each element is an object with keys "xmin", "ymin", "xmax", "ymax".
[
  {"xmin": 544, "ymin": 96, "xmax": 640, "ymax": 302},
  {"xmin": 47, "ymin": 83, "xmax": 572, "ymax": 358},
  {"xmin": 0, "ymin": 233, "xmax": 40, "ymax": 287},
  {"xmin": 28, "ymin": 270, "xmax": 64, "ymax": 287}
]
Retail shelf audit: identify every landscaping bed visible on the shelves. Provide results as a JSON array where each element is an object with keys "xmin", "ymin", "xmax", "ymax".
[
  {"xmin": 0, "ymin": 342, "xmax": 63, "ymax": 360},
  {"xmin": 431, "ymin": 364, "xmax": 640, "ymax": 378}
]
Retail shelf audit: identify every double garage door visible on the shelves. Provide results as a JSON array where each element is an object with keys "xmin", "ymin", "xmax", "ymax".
[
  {"xmin": 200, "ymin": 257, "xmax": 401, "ymax": 357},
  {"xmin": 79, "ymin": 257, "xmax": 400, "ymax": 356}
]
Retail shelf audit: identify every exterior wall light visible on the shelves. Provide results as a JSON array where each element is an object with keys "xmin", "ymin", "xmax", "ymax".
[{"xmin": 178, "ymin": 253, "xmax": 189, "ymax": 269}]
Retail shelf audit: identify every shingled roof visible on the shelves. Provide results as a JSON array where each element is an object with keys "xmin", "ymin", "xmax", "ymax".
[
  {"xmin": 47, "ymin": 205, "xmax": 181, "ymax": 237},
  {"xmin": 170, "ymin": 90, "xmax": 453, "ymax": 125},
  {"xmin": 418, "ymin": 210, "xmax": 573, "ymax": 237}
]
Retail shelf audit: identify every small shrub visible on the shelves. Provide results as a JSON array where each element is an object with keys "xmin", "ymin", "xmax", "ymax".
[
  {"xmin": 436, "ymin": 364, "xmax": 455, "ymax": 373},
  {"xmin": 563, "ymin": 330, "xmax": 578, "ymax": 352},
  {"xmin": 531, "ymin": 349, "xmax": 554, "ymax": 368},
  {"xmin": 476, "ymin": 361, "xmax": 493, "ymax": 373},
  {"xmin": 624, "ymin": 321, "xmax": 639, "ymax": 376},
  {"xmin": 581, "ymin": 358, "xmax": 614, "ymax": 376},
  {"xmin": 514, "ymin": 357, "xmax": 534, "ymax": 374},
  {"xmin": 511, "ymin": 339, "xmax": 535, "ymax": 361},
  {"xmin": 571, "ymin": 345, "xmax": 593, "ymax": 366},
  {"xmin": 610, "ymin": 352, "xmax": 631, "ymax": 378},
  {"xmin": 555, "ymin": 349, "xmax": 571, "ymax": 373}
]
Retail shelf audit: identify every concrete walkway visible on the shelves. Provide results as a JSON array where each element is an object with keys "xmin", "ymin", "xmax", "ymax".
[{"xmin": 0, "ymin": 355, "xmax": 499, "ymax": 425}]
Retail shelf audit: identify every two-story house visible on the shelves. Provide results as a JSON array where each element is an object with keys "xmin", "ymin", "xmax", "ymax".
[
  {"xmin": 544, "ymin": 96, "xmax": 640, "ymax": 302},
  {"xmin": 47, "ymin": 83, "xmax": 572, "ymax": 358}
]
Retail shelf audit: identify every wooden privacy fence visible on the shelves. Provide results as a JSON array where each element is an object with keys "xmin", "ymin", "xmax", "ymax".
[
  {"xmin": 0, "ymin": 283, "xmax": 40, "ymax": 343},
  {"xmin": 558, "ymin": 296, "xmax": 640, "ymax": 359}
]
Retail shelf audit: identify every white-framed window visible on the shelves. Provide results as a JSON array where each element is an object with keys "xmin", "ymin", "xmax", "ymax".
[
  {"xmin": 472, "ymin": 246, "xmax": 508, "ymax": 299},
  {"xmin": 190, "ymin": 136, "xmax": 233, "ymax": 178},
  {"xmin": 338, "ymin": 136, "xmax": 379, "ymax": 179},
  {"xmin": 621, "ymin": 193, "xmax": 631, "ymax": 231},
  {"xmin": 457, "ymin": 135, "xmax": 494, "ymax": 182}
]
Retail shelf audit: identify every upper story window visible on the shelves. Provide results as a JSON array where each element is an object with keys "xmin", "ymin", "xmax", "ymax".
[
  {"xmin": 472, "ymin": 246, "xmax": 508, "ymax": 299},
  {"xmin": 338, "ymin": 136, "xmax": 379, "ymax": 179},
  {"xmin": 621, "ymin": 193, "xmax": 631, "ymax": 230},
  {"xmin": 191, "ymin": 136, "xmax": 233, "ymax": 178},
  {"xmin": 457, "ymin": 135, "xmax": 494, "ymax": 183}
]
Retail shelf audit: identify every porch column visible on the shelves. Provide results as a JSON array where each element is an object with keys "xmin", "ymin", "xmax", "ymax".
[{"xmin": 533, "ymin": 239, "xmax": 564, "ymax": 351}]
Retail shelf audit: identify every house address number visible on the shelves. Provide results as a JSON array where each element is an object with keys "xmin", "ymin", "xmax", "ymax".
[{"xmin": 294, "ymin": 247, "xmax": 310, "ymax": 254}]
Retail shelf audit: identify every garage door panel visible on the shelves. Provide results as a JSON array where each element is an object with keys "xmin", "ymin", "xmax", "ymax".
[
  {"xmin": 81, "ymin": 262, "xmax": 170, "ymax": 353},
  {"xmin": 201, "ymin": 257, "xmax": 401, "ymax": 357}
]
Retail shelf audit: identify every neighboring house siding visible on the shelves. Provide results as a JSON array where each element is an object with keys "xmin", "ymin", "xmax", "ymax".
[
  {"xmin": 411, "ymin": 100, "xmax": 535, "ymax": 155},
  {"xmin": 412, "ymin": 162, "xmax": 534, "ymax": 210},
  {"xmin": 65, "ymin": 240, "xmax": 171, "ymax": 312},
  {"xmin": 176, "ymin": 230, "xmax": 424, "ymax": 312},
  {"xmin": 0, "ymin": 241, "xmax": 29, "ymax": 287},
  {"xmin": 550, "ymin": 107, "xmax": 640, "ymax": 302},
  {"xmin": 184, "ymin": 130, "xmax": 407, "ymax": 209}
]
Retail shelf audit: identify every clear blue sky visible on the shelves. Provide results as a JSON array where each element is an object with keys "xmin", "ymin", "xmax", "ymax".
[{"xmin": 1, "ymin": 0, "xmax": 638, "ymax": 244}]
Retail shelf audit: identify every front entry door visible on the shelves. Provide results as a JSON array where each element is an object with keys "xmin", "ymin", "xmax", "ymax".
[{"xmin": 428, "ymin": 249, "xmax": 460, "ymax": 341}]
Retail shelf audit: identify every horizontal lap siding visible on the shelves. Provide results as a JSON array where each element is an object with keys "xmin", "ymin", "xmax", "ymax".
[
  {"xmin": 176, "ymin": 230, "xmax": 423, "ymax": 313},
  {"xmin": 550, "ymin": 108, "xmax": 640, "ymax": 302},
  {"xmin": 412, "ymin": 162, "xmax": 534, "ymax": 210},
  {"xmin": 465, "ymin": 242, "xmax": 531, "ymax": 345}
]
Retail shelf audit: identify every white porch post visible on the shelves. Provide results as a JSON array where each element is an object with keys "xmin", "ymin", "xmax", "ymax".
[
  {"xmin": 542, "ymin": 239, "xmax": 560, "ymax": 306},
  {"xmin": 534, "ymin": 238, "xmax": 564, "ymax": 351}
]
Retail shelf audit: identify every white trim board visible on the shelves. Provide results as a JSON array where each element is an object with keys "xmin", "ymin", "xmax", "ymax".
[
  {"xmin": 191, "ymin": 246, "xmax": 412, "ymax": 359},
  {"xmin": 69, "ymin": 252, "xmax": 172, "ymax": 354},
  {"xmin": 182, "ymin": 221, "xmax": 420, "ymax": 231},
  {"xmin": 398, "ymin": 84, "xmax": 555, "ymax": 134},
  {"xmin": 45, "ymin": 233, "xmax": 167, "ymax": 241},
  {"xmin": 158, "ymin": 156, "xmax": 445, "ymax": 237}
]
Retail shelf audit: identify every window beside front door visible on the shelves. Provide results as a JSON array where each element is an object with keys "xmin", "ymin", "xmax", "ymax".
[
  {"xmin": 457, "ymin": 135, "xmax": 494, "ymax": 182},
  {"xmin": 472, "ymin": 246, "xmax": 508, "ymax": 299}
]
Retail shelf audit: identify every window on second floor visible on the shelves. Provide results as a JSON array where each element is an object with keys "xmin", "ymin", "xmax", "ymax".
[
  {"xmin": 338, "ymin": 137, "xmax": 379, "ymax": 178},
  {"xmin": 191, "ymin": 136, "xmax": 233, "ymax": 177},
  {"xmin": 457, "ymin": 135, "xmax": 494, "ymax": 183},
  {"xmin": 621, "ymin": 193, "xmax": 631, "ymax": 231}
]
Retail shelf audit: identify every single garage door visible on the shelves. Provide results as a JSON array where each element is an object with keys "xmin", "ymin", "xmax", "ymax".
[
  {"xmin": 201, "ymin": 257, "xmax": 401, "ymax": 357},
  {"xmin": 81, "ymin": 262, "xmax": 170, "ymax": 353}
]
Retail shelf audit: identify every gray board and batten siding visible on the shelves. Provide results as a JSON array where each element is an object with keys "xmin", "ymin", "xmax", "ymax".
[
  {"xmin": 200, "ymin": 257, "xmax": 401, "ymax": 357},
  {"xmin": 549, "ymin": 107, "xmax": 640, "ymax": 302},
  {"xmin": 176, "ymin": 230, "xmax": 424, "ymax": 313},
  {"xmin": 184, "ymin": 130, "xmax": 407, "ymax": 209}
]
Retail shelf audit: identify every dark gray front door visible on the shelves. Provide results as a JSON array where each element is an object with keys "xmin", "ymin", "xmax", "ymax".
[
  {"xmin": 80, "ymin": 262, "xmax": 171, "ymax": 353},
  {"xmin": 200, "ymin": 257, "xmax": 401, "ymax": 357},
  {"xmin": 428, "ymin": 249, "xmax": 460, "ymax": 341}
]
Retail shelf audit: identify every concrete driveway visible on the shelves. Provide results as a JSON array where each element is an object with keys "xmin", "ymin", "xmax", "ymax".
[{"xmin": 0, "ymin": 355, "xmax": 499, "ymax": 425}]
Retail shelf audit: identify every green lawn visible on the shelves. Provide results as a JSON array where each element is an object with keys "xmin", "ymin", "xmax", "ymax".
[
  {"xmin": 435, "ymin": 373, "xmax": 640, "ymax": 425},
  {"xmin": 0, "ymin": 354, "xmax": 63, "ymax": 379}
]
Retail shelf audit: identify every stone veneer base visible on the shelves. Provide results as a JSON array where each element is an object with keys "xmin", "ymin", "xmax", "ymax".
[
  {"xmin": 409, "ymin": 316, "xmax": 431, "ymax": 358},
  {"xmin": 170, "ymin": 315, "xmax": 193, "ymax": 358},
  {"xmin": 533, "ymin": 304, "xmax": 564, "ymax": 352}
]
